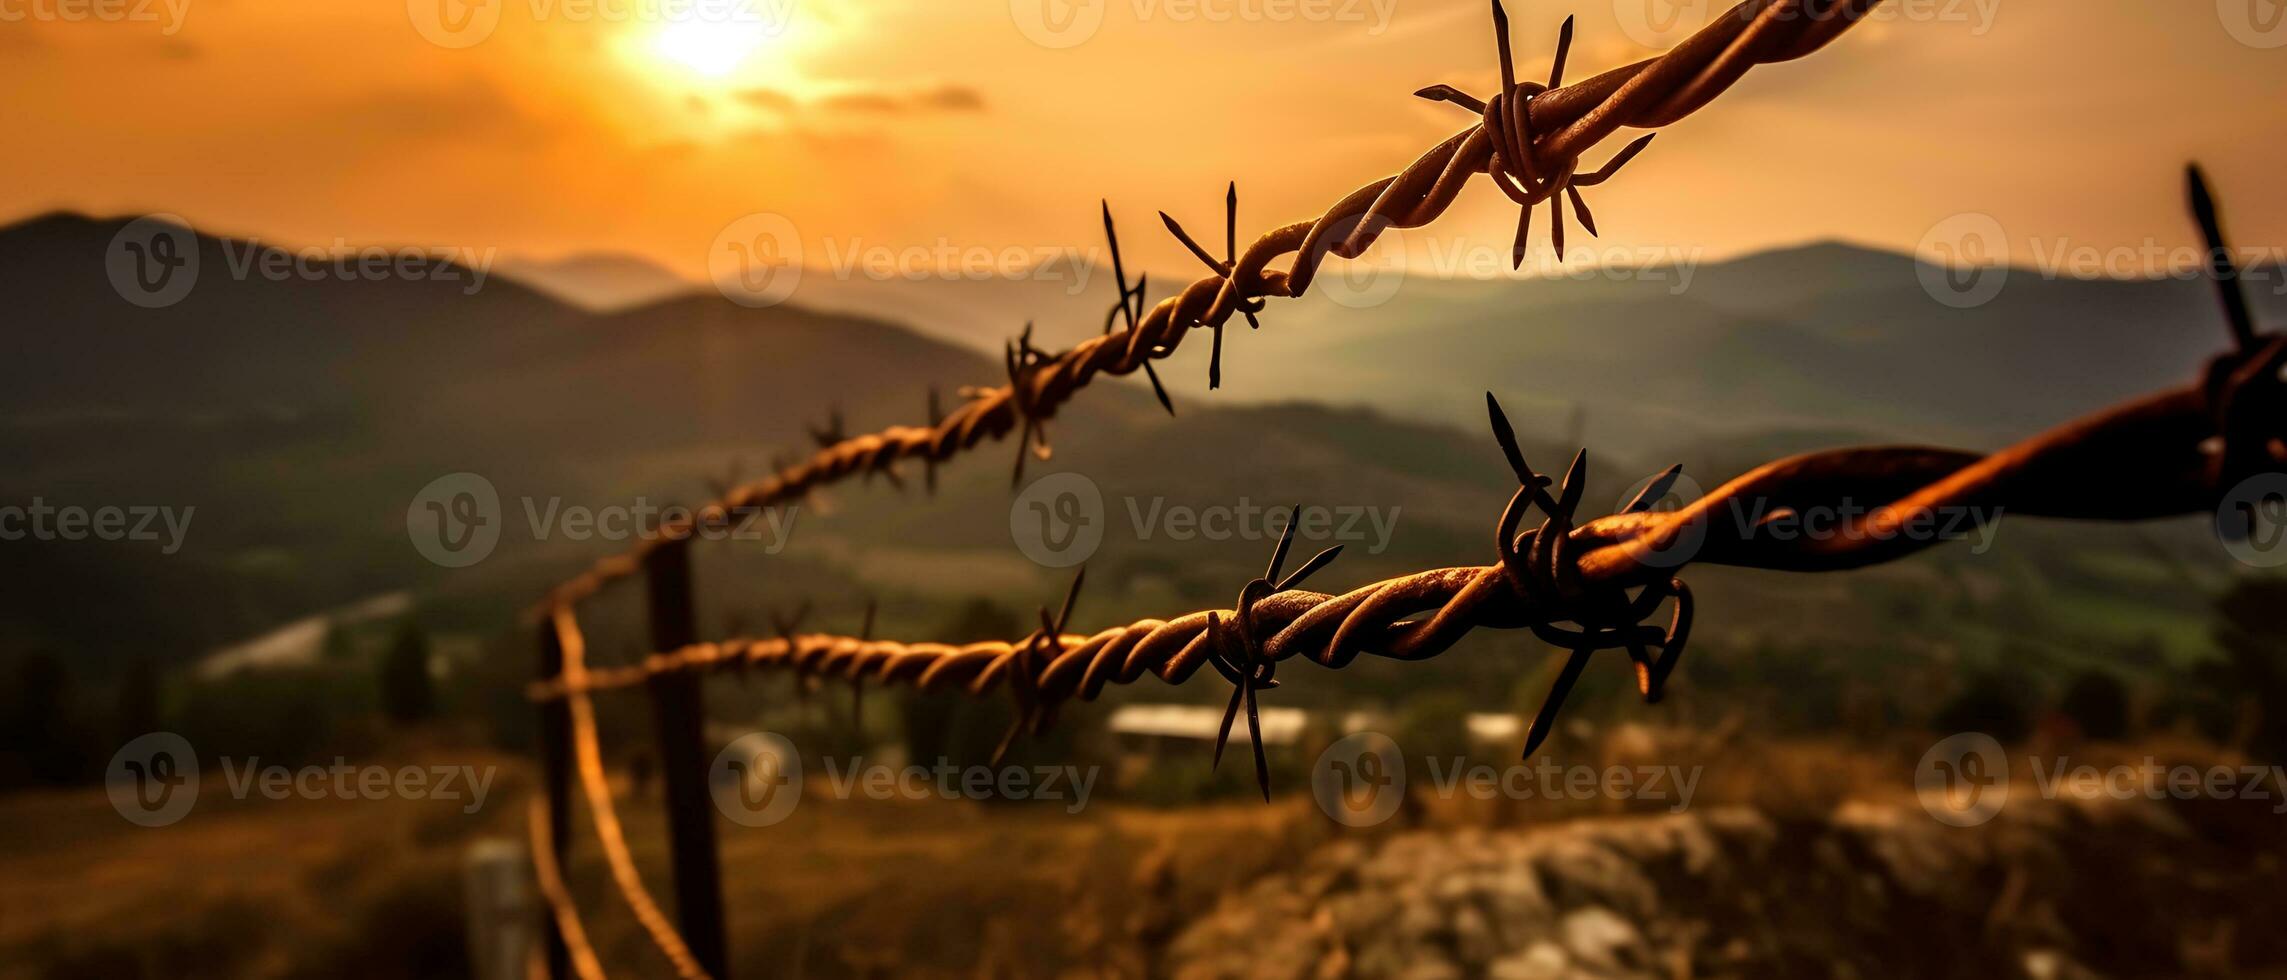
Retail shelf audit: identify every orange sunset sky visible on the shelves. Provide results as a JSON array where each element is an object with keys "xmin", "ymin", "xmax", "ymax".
[{"xmin": 6, "ymin": 0, "xmax": 2285, "ymax": 279}]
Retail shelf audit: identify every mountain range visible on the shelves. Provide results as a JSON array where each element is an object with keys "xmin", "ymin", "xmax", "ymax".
[{"xmin": 0, "ymin": 212, "xmax": 2257, "ymax": 679}]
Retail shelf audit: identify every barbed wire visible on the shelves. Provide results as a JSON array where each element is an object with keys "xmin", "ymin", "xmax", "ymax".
[
  {"xmin": 529, "ymin": 0, "xmax": 1887, "ymax": 617},
  {"xmin": 534, "ymin": 296, "xmax": 2284, "ymax": 772},
  {"xmin": 550, "ymin": 606, "xmax": 714, "ymax": 980}
]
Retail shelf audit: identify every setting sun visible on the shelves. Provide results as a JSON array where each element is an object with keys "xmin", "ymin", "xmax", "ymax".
[{"xmin": 650, "ymin": 19, "xmax": 777, "ymax": 79}]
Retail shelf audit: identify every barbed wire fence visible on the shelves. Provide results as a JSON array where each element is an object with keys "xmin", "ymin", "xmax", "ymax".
[{"xmin": 513, "ymin": 1, "xmax": 2281, "ymax": 977}]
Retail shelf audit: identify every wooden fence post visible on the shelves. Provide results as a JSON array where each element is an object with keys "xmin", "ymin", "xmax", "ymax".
[
  {"xmin": 645, "ymin": 539, "xmax": 732, "ymax": 978},
  {"xmin": 536, "ymin": 623, "xmax": 574, "ymax": 980}
]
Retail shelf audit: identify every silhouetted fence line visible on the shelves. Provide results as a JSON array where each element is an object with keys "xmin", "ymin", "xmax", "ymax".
[{"xmin": 498, "ymin": 3, "xmax": 2287, "ymax": 978}]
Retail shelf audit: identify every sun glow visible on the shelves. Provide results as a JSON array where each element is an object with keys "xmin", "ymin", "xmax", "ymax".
[{"xmin": 651, "ymin": 19, "xmax": 777, "ymax": 80}]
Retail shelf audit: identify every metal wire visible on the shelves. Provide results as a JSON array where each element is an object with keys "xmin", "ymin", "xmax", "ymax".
[
  {"xmin": 551, "ymin": 607, "xmax": 714, "ymax": 980},
  {"xmin": 532, "ymin": 311, "xmax": 2284, "ymax": 752},
  {"xmin": 529, "ymin": 0, "xmax": 1887, "ymax": 617}
]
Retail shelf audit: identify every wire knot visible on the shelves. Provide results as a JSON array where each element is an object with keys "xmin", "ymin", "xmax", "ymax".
[
  {"xmin": 1484, "ymin": 393, "xmax": 1695, "ymax": 759},
  {"xmin": 1207, "ymin": 507, "xmax": 1342, "ymax": 800},
  {"xmin": 1416, "ymin": 3, "xmax": 1655, "ymax": 266}
]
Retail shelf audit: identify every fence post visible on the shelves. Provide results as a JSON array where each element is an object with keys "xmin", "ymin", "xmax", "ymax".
[
  {"xmin": 535, "ymin": 623, "xmax": 573, "ymax": 980},
  {"xmin": 645, "ymin": 539, "xmax": 732, "ymax": 978}
]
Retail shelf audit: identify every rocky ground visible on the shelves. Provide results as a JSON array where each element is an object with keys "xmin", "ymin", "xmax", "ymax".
[{"xmin": 1165, "ymin": 794, "xmax": 2287, "ymax": 979}]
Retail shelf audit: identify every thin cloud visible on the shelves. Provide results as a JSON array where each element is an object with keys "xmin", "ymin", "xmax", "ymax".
[{"xmin": 739, "ymin": 83, "xmax": 988, "ymax": 117}]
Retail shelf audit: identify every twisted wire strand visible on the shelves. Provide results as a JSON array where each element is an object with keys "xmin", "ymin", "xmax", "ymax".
[
  {"xmin": 527, "ymin": 797, "xmax": 610, "ymax": 980},
  {"xmin": 530, "ymin": 0, "xmax": 1886, "ymax": 617},
  {"xmin": 550, "ymin": 607, "xmax": 714, "ymax": 980},
  {"xmin": 531, "ymin": 365, "xmax": 2248, "ymax": 708}
]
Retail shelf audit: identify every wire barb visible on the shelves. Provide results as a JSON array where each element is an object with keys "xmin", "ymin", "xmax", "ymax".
[{"xmin": 1208, "ymin": 507, "xmax": 1343, "ymax": 799}]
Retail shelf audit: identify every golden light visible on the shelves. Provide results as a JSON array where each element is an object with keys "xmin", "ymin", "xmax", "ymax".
[{"xmin": 651, "ymin": 19, "xmax": 777, "ymax": 79}]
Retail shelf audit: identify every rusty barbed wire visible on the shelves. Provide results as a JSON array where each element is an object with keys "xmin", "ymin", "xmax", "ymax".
[
  {"xmin": 528, "ymin": 0, "xmax": 1886, "ymax": 617},
  {"xmin": 533, "ymin": 265, "xmax": 2287, "ymax": 774}
]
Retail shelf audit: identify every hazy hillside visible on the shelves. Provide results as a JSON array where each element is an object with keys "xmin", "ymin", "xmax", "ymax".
[{"xmin": 0, "ymin": 216, "xmax": 2243, "ymax": 686}]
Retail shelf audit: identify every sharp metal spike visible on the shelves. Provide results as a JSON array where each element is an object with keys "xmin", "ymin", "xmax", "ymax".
[
  {"xmin": 1511, "ymin": 198, "xmax": 1533, "ymax": 270},
  {"xmin": 1493, "ymin": 0, "xmax": 1515, "ymax": 97},
  {"xmin": 1555, "ymin": 449, "xmax": 1588, "ymax": 517},
  {"xmin": 1161, "ymin": 211, "xmax": 1223, "ymax": 272},
  {"xmin": 1277, "ymin": 545, "xmax": 1343, "ymax": 592},
  {"xmin": 2188, "ymin": 163, "xmax": 2256, "ymax": 352},
  {"xmin": 1225, "ymin": 181, "xmax": 1239, "ymax": 265},
  {"xmin": 1245, "ymin": 677, "xmax": 1270, "ymax": 801},
  {"xmin": 1266, "ymin": 505, "xmax": 1301, "ymax": 582},
  {"xmin": 1550, "ymin": 194, "xmax": 1565, "ymax": 260},
  {"xmin": 1484, "ymin": 393, "xmax": 1541, "ymax": 488},
  {"xmin": 1566, "ymin": 185, "xmax": 1598, "ymax": 237},
  {"xmin": 1522, "ymin": 646, "xmax": 1594, "ymax": 758},
  {"xmin": 1549, "ymin": 15, "xmax": 1573, "ymax": 90},
  {"xmin": 1623, "ymin": 464, "xmax": 1684, "ymax": 514},
  {"xmin": 1208, "ymin": 321, "xmax": 1224, "ymax": 390}
]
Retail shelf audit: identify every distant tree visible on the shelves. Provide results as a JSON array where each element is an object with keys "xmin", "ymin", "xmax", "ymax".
[
  {"xmin": 2057, "ymin": 669, "xmax": 2131, "ymax": 741},
  {"xmin": 1932, "ymin": 669, "xmax": 2034, "ymax": 745},
  {"xmin": 380, "ymin": 620, "xmax": 435, "ymax": 724},
  {"xmin": 116, "ymin": 656, "xmax": 161, "ymax": 742},
  {"xmin": 2208, "ymin": 577, "xmax": 2287, "ymax": 762},
  {"xmin": 2, "ymin": 652, "xmax": 93, "ymax": 785}
]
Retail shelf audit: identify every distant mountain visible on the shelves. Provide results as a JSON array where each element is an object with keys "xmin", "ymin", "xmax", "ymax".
[
  {"xmin": 0, "ymin": 215, "xmax": 2246, "ymax": 677},
  {"xmin": 496, "ymin": 252, "xmax": 698, "ymax": 312},
  {"xmin": 1209, "ymin": 240, "xmax": 2287, "ymax": 455}
]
